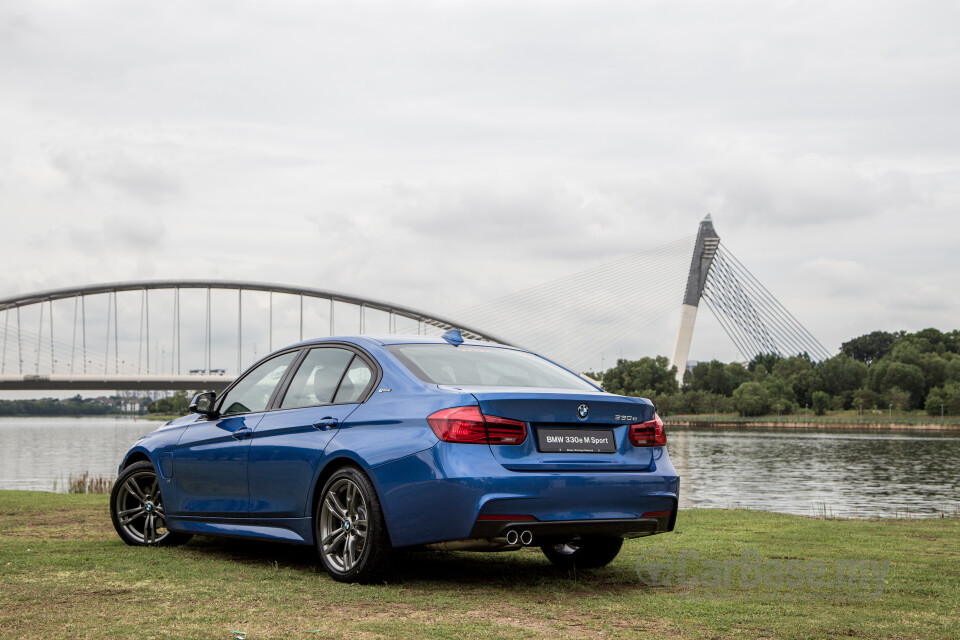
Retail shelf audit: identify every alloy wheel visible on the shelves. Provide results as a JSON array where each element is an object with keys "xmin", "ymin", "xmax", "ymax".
[
  {"xmin": 318, "ymin": 477, "xmax": 369, "ymax": 573},
  {"xmin": 113, "ymin": 469, "xmax": 170, "ymax": 544}
]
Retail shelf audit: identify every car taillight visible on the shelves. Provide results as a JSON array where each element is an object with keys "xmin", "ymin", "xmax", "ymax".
[
  {"xmin": 427, "ymin": 406, "xmax": 527, "ymax": 445},
  {"xmin": 629, "ymin": 413, "xmax": 666, "ymax": 447}
]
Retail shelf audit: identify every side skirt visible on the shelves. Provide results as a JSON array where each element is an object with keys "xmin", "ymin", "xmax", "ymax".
[{"xmin": 167, "ymin": 515, "xmax": 314, "ymax": 545}]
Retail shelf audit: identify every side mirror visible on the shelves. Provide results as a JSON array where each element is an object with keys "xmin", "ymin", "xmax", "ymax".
[{"xmin": 189, "ymin": 391, "xmax": 218, "ymax": 418}]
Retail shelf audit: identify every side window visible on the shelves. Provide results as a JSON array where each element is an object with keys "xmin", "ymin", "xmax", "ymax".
[
  {"xmin": 220, "ymin": 351, "xmax": 297, "ymax": 415},
  {"xmin": 280, "ymin": 348, "xmax": 354, "ymax": 409},
  {"xmin": 333, "ymin": 357, "xmax": 374, "ymax": 404}
]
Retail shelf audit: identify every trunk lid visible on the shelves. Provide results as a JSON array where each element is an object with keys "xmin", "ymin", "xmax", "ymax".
[{"xmin": 445, "ymin": 387, "xmax": 657, "ymax": 472}]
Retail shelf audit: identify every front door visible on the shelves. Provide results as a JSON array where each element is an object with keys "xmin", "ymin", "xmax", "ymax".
[{"xmin": 171, "ymin": 350, "xmax": 299, "ymax": 516}]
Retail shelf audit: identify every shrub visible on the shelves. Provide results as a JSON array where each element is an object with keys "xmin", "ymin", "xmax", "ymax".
[
  {"xmin": 811, "ymin": 391, "xmax": 831, "ymax": 416},
  {"xmin": 733, "ymin": 382, "xmax": 771, "ymax": 417}
]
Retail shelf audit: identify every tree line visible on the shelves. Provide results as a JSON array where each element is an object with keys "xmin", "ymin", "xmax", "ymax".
[
  {"xmin": 586, "ymin": 328, "xmax": 960, "ymax": 417},
  {"xmin": 0, "ymin": 396, "xmax": 124, "ymax": 416},
  {"xmin": 0, "ymin": 391, "xmax": 190, "ymax": 416}
]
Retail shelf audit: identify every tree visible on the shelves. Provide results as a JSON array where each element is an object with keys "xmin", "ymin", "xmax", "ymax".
[
  {"xmin": 820, "ymin": 354, "xmax": 868, "ymax": 398},
  {"xmin": 811, "ymin": 391, "xmax": 831, "ymax": 416},
  {"xmin": 762, "ymin": 375, "xmax": 796, "ymax": 411},
  {"xmin": 726, "ymin": 362, "xmax": 753, "ymax": 392},
  {"xmin": 148, "ymin": 391, "xmax": 190, "ymax": 415},
  {"xmin": 771, "ymin": 356, "xmax": 820, "ymax": 408},
  {"xmin": 748, "ymin": 352, "xmax": 781, "ymax": 373},
  {"xmin": 688, "ymin": 360, "xmax": 750, "ymax": 396},
  {"xmin": 669, "ymin": 390, "xmax": 733, "ymax": 415},
  {"xmin": 888, "ymin": 340, "xmax": 921, "ymax": 365},
  {"xmin": 853, "ymin": 388, "xmax": 877, "ymax": 410},
  {"xmin": 895, "ymin": 328, "xmax": 956, "ymax": 357},
  {"xmin": 947, "ymin": 359, "xmax": 960, "ymax": 383},
  {"xmin": 732, "ymin": 382, "xmax": 771, "ymax": 417},
  {"xmin": 601, "ymin": 357, "xmax": 679, "ymax": 397},
  {"xmin": 885, "ymin": 387, "xmax": 911, "ymax": 411},
  {"xmin": 874, "ymin": 361, "xmax": 926, "ymax": 409},
  {"xmin": 917, "ymin": 353, "xmax": 948, "ymax": 392},
  {"xmin": 925, "ymin": 382, "xmax": 960, "ymax": 416},
  {"xmin": 841, "ymin": 331, "xmax": 902, "ymax": 365}
]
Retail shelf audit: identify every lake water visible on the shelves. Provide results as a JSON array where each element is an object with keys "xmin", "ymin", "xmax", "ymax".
[
  {"xmin": 1, "ymin": 418, "xmax": 957, "ymax": 518},
  {"xmin": 0, "ymin": 417, "xmax": 150, "ymax": 491},
  {"xmin": 668, "ymin": 427, "xmax": 960, "ymax": 517}
]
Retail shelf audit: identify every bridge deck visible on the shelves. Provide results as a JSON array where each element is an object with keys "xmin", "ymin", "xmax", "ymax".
[{"xmin": 0, "ymin": 375, "xmax": 235, "ymax": 392}]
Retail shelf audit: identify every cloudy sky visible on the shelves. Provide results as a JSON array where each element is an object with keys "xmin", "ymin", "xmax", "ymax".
[{"xmin": 1, "ymin": 0, "xmax": 958, "ymax": 372}]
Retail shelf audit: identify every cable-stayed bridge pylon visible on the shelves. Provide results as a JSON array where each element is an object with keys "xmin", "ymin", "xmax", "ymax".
[
  {"xmin": 670, "ymin": 216, "xmax": 831, "ymax": 380},
  {"xmin": 452, "ymin": 215, "xmax": 831, "ymax": 375}
]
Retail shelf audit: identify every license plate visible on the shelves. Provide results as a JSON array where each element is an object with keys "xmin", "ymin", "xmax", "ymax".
[{"xmin": 536, "ymin": 428, "xmax": 617, "ymax": 453}]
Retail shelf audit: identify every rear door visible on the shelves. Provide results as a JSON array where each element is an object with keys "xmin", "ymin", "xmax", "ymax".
[{"xmin": 248, "ymin": 346, "xmax": 378, "ymax": 517}]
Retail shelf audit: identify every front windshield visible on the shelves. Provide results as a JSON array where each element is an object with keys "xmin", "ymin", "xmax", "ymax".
[{"xmin": 387, "ymin": 344, "xmax": 598, "ymax": 391}]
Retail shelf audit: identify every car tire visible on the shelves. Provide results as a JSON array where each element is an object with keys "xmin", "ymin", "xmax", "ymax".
[
  {"xmin": 315, "ymin": 466, "xmax": 393, "ymax": 583},
  {"xmin": 540, "ymin": 536, "xmax": 624, "ymax": 569},
  {"xmin": 110, "ymin": 461, "xmax": 193, "ymax": 547}
]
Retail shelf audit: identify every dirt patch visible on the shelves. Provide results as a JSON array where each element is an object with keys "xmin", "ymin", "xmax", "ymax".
[{"xmin": 0, "ymin": 507, "xmax": 111, "ymax": 538}]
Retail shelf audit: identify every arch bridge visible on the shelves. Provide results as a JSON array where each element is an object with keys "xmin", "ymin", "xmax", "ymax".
[{"xmin": 0, "ymin": 280, "xmax": 511, "ymax": 391}]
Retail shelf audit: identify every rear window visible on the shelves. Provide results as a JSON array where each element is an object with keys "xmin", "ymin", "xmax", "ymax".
[{"xmin": 386, "ymin": 344, "xmax": 598, "ymax": 391}]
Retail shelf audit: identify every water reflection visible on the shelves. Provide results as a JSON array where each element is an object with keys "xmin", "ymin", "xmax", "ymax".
[{"xmin": 669, "ymin": 427, "xmax": 960, "ymax": 517}]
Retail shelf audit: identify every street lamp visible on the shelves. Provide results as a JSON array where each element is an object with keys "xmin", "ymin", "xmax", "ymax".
[{"xmin": 889, "ymin": 403, "xmax": 893, "ymax": 421}]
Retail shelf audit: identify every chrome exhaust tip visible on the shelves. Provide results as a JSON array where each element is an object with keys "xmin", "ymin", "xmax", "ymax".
[
  {"xmin": 519, "ymin": 530, "xmax": 533, "ymax": 546},
  {"xmin": 505, "ymin": 530, "xmax": 519, "ymax": 545}
]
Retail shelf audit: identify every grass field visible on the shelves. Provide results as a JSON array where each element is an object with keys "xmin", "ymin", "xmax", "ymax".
[{"xmin": 1, "ymin": 491, "xmax": 958, "ymax": 639}]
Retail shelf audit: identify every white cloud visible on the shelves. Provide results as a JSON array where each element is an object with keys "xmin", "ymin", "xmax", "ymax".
[{"xmin": 0, "ymin": 0, "xmax": 959, "ymax": 372}]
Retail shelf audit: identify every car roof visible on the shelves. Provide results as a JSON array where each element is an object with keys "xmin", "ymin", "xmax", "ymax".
[{"xmin": 286, "ymin": 335, "xmax": 515, "ymax": 349}]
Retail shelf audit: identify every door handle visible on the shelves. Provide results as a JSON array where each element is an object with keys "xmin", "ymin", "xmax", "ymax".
[
  {"xmin": 232, "ymin": 427, "xmax": 253, "ymax": 440},
  {"xmin": 313, "ymin": 417, "xmax": 339, "ymax": 431}
]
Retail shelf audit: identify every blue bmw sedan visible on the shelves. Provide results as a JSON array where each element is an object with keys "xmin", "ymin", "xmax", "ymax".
[{"xmin": 110, "ymin": 331, "xmax": 679, "ymax": 582}]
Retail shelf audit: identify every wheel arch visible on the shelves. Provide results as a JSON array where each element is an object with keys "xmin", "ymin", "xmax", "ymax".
[
  {"xmin": 308, "ymin": 455, "xmax": 396, "ymax": 547},
  {"xmin": 120, "ymin": 449, "xmax": 151, "ymax": 470}
]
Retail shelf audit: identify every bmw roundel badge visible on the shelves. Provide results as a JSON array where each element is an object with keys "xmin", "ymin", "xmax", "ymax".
[{"xmin": 577, "ymin": 404, "xmax": 589, "ymax": 420}]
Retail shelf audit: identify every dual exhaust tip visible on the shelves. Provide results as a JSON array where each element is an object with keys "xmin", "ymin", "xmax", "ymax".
[{"xmin": 505, "ymin": 529, "xmax": 534, "ymax": 546}]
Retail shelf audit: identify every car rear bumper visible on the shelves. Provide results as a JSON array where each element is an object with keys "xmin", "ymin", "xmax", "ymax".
[{"xmin": 369, "ymin": 442, "xmax": 679, "ymax": 547}]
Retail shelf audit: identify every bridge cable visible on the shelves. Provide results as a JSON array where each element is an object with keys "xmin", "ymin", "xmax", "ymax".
[
  {"xmin": 719, "ymin": 247, "xmax": 830, "ymax": 359},
  {"xmin": 700, "ymin": 244, "xmax": 831, "ymax": 362}
]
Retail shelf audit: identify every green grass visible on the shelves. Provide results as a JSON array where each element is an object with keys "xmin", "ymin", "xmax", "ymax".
[{"xmin": 1, "ymin": 491, "xmax": 958, "ymax": 639}]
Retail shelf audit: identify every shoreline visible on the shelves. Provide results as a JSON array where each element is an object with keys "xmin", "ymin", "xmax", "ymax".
[{"xmin": 666, "ymin": 419, "xmax": 960, "ymax": 431}]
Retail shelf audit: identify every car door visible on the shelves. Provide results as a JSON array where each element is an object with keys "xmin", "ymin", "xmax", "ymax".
[
  {"xmin": 248, "ymin": 346, "xmax": 378, "ymax": 518},
  {"xmin": 171, "ymin": 350, "xmax": 299, "ymax": 517}
]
